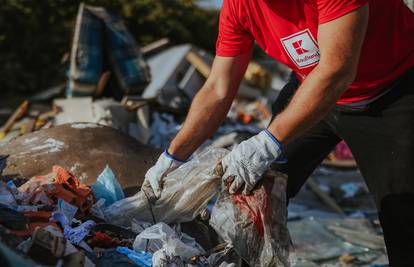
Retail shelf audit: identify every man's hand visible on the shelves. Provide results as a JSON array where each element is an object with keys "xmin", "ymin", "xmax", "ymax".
[
  {"xmin": 222, "ymin": 129, "xmax": 283, "ymax": 195},
  {"xmin": 141, "ymin": 151, "xmax": 187, "ymax": 202}
]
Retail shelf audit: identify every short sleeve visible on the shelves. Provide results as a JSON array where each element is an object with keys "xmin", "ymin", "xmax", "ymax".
[
  {"xmin": 216, "ymin": 0, "xmax": 254, "ymax": 57},
  {"xmin": 317, "ymin": 0, "xmax": 369, "ymax": 24}
]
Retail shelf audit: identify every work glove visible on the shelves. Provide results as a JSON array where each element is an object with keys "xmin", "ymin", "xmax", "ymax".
[
  {"xmin": 222, "ymin": 129, "xmax": 283, "ymax": 195},
  {"xmin": 141, "ymin": 150, "xmax": 188, "ymax": 202}
]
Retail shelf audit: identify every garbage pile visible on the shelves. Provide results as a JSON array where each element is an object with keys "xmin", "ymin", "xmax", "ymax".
[
  {"xmin": 0, "ymin": 3, "xmax": 389, "ymax": 267},
  {"xmin": 0, "ymin": 147, "xmax": 294, "ymax": 267}
]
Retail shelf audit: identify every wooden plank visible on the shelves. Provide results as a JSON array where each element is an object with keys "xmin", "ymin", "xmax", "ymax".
[
  {"xmin": 185, "ymin": 51, "xmax": 211, "ymax": 78},
  {"xmin": 0, "ymin": 100, "xmax": 29, "ymax": 140}
]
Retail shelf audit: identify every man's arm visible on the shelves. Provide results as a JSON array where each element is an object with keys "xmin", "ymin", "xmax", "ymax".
[
  {"xmin": 168, "ymin": 51, "xmax": 252, "ymax": 160},
  {"xmin": 268, "ymin": 4, "xmax": 369, "ymax": 144}
]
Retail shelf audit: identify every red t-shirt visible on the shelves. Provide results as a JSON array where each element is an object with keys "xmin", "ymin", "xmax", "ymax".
[{"xmin": 216, "ymin": 0, "xmax": 414, "ymax": 104}]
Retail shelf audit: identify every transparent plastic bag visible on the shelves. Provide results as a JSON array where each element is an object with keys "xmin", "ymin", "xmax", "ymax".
[
  {"xmin": 210, "ymin": 170, "xmax": 295, "ymax": 267},
  {"xmin": 134, "ymin": 222, "xmax": 204, "ymax": 260},
  {"xmin": 104, "ymin": 148, "xmax": 228, "ymax": 226}
]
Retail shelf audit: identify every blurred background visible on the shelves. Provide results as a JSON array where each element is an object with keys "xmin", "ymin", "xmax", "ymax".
[{"xmin": 0, "ymin": 0, "xmax": 221, "ymax": 107}]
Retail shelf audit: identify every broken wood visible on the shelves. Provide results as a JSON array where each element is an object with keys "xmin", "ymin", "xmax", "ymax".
[
  {"xmin": 21, "ymin": 110, "xmax": 40, "ymax": 135},
  {"xmin": 141, "ymin": 38, "xmax": 170, "ymax": 56},
  {"xmin": 186, "ymin": 51, "xmax": 211, "ymax": 78},
  {"xmin": 95, "ymin": 71, "xmax": 111, "ymax": 97},
  {"xmin": 0, "ymin": 100, "xmax": 29, "ymax": 140}
]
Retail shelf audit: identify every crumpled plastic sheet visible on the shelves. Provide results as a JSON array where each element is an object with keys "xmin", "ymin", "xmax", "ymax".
[
  {"xmin": 52, "ymin": 211, "xmax": 96, "ymax": 245},
  {"xmin": 210, "ymin": 171, "xmax": 295, "ymax": 267},
  {"xmin": 104, "ymin": 148, "xmax": 228, "ymax": 226},
  {"xmin": 91, "ymin": 165, "xmax": 125, "ymax": 206},
  {"xmin": 133, "ymin": 222, "xmax": 204, "ymax": 260}
]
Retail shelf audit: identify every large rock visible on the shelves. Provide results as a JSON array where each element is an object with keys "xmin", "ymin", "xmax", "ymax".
[{"xmin": 0, "ymin": 123, "xmax": 160, "ymax": 195}]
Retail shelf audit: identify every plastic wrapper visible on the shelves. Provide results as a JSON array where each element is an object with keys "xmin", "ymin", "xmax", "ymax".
[
  {"xmin": 104, "ymin": 148, "xmax": 228, "ymax": 226},
  {"xmin": 210, "ymin": 170, "xmax": 295, "ymax": 267},
  {"xmin": 91, "ymin": 165, "xmax": 125, "ymax": 206}
]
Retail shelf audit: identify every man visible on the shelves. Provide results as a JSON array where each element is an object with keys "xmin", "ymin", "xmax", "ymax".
[{"xmin": 143, "ymin": 0, "xmax": 414, "ymax": 265}]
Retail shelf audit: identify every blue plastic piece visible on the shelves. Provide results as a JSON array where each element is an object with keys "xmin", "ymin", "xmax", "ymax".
[
  {"xmin": 116, "ymin": 246, "xmax": 152, "ymax": 267},
  {"xmin": 91, "ymin": 165, "xmax": 125, "ymax": 206}
]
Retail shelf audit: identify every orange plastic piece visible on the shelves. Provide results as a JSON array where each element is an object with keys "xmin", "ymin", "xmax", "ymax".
[
  {"xmin": 19, "ymin": 166, "xmax": 94, "ymax": 216},
  {"xmin": 237, "ymin": 112, "xmax": 253, "ymax": 124}
]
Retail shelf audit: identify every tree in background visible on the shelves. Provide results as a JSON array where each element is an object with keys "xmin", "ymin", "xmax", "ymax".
[{"xmin": 0, "ymin": 0, "xmax": 218, "ymax": 95}]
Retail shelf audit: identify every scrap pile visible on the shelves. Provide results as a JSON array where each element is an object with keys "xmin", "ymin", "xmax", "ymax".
[
  {"xmin": 0, "ymin": 3, "xmax": 389, "ymax": 267},
  {"xmin": 0, "ymin": 147, "xmax": 294, "ymax": 267}
]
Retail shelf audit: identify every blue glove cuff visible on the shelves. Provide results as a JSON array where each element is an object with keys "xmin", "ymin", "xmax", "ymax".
[
  {"xmin": 263, "ymin": 129, "xmax": 288, "ymax": 163},
  {"xmin": 263, "ymin": 129, "xmax": 284, "ymax": 150},
  {"xmin": 164, "ymin": 149, "xmax": 190, "ymax": 164}
]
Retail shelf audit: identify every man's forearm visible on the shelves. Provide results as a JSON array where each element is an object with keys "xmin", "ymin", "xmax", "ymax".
[
  {"xmin": 168, "ymin": 83, "xmax": 236, "ymax": 160},
  {"xmin": 268, "ymin": 66, "xmax": 354, "ymax": 144}
]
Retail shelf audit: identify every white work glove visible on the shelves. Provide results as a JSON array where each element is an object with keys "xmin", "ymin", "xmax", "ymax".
[
  {"xmin": 142, "ymin": 150, "xmax": 188, "ymax": 202},
  {"xmin": 222, "ymin": 129, "xmax": 283, "ymax": 195}
]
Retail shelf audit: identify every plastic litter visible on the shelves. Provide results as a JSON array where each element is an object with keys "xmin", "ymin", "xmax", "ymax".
[
  {"xmin": 52, "ymin": 211, "xmax": 96, "ymax": 245},
  {"xmin": 117, "ymin": 246, "xmax": 153, "ymax": 267},
  {"xmin": 210, "ymin": 170, "xmax": 295, "ymax": 267},
  {"xmin": 152, "ymin": 248, "xmax": 185, "ymax": 267},
  {"xmin": 57, "ymin": 198, "xmax": 78, "ymax": 223},
  {"xmin": 91, "ymin": 165, "xmax": 125, "ymax": 206},
  {"xmin": 64, "ymin": 220, "xmax": 96, "ymax": 245},
  {"xmin": 104, "ymin": 148, "xmax": 228, "ymax": 226},
  {"xmin": 18, "ymin": 166, "xmax": 93, "ymax": 214},
  {"xmin": 0, "ymin": 181, "xmax": 16, "ymax": 205},
  {"xmin": 133, "ymin": 222, "xmax": 204, "ymax": 260},
  {"xmin": 6, "ymin": 180, "xmax": 26, "ymax": 202},
  {"xmin": 90, "ymin": 198, "xmax": 106, "ymax": 219}
]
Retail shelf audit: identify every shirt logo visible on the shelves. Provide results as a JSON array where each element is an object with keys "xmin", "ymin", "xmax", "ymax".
[{"xmin": 281, "ymin": 29, "xmax": 320, "ymax": 69}]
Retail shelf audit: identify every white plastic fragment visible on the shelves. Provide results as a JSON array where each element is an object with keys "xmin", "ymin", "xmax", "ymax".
[{"xmin": 134, "ymin": 222, "xmax": 204, "ymax": 260}]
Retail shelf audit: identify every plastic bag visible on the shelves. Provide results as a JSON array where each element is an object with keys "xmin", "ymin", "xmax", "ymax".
[
  {"xmin": 104, "ymin": 148, "xmax": 228, "ymax": 226},
  {"xmin": 210, "ymin": 170, "xmax": 295, "ymax": 267},
  {"xmin": 92, "ymin": 165, "xmax": 124, "ymax": 206},
  {"xmin": 133, "ymin": 222, "xmax": 204, "ymax": 260},
  {"xmin": 116, "ymin": 246, "xmax": 153, "ymax": 267}
]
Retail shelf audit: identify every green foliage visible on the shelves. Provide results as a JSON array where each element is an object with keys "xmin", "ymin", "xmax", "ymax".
[{"xmin": 0, "ymin": 0, "xmax": 219, "ymax": 94}]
